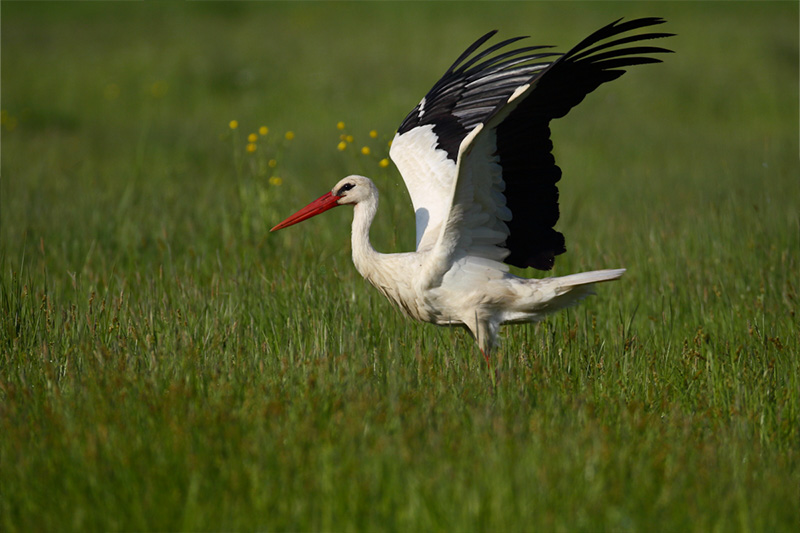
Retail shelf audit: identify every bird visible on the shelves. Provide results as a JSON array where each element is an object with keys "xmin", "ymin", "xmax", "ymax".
[{"xmin": 271, "ymin": 18, "xmax": 673, "ymax": 364}]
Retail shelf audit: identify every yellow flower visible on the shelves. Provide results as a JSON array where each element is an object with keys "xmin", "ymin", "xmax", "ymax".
[
  {"xmin": 336, "ymin": 121, "xmax": 346, "ymax": 130},
  {"xmin": 379, "ymin": 158, "xmax": 390, "ymax": 168},
  {"xmin": 361, "ymin": 146, "xmax": 370, "ymax": 155},
  {"xmin": 345, "ymin": 135, "xmax": 354, "ymax": 143},
  {"xmin": 2, "ymin": 111, "xmax": 17, "ymax": 132},
  {"xmin": 246, "ymin": 143, "xmax": 257, "ymax": 153},
  {"xmin": 229, "ymin": 120, "xmax": 239, "ymax": 130},
  {"xmin": 268, "ymin": 159, "xmax": 277, "ymax": 168},
  {"xmin": 337, "ymin": 141, "xmax": 347, "ymax": 151},
  {"xmin": 247, "ymin": 133, "xmax": 258, "ymax": 143},
  {"xmin": 259, "ymin": 126, "xmax": 269, "ymax": 135},
  {"xmin": 150, "ymin": 80, "xmax": 168, "ymax": 98},
  {"xmin": 269, "ymin": 176, "xmax": 283, "ymax": 186},
  {"xmin": 285, "ymin": 131, "xmax": 295, "ymax": 141},
  {"xmin": 104, "ymin": 83, "xmax": 120, "ymax": 100},
  {"xmin": 369, "ymin": 130, "xmax": 378, "ymax": 138}
]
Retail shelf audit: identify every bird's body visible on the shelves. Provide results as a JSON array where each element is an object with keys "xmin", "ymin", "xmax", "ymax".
[
  {"xmin": 272, "ymin": 18, "xmax": 673, "ymax": 361},
  {"xmin": 336, "ymin": 175, "xmax": 625, "ymax": 355}
]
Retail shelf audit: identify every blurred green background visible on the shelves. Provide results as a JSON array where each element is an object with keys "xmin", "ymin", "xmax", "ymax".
[
  {"xmin": 2, "ymin": 1, "xmax": 798, "ymax": 531},
  {"xmin": 4, "ymin": 1, "xmax": 796, "ymax": 264}
]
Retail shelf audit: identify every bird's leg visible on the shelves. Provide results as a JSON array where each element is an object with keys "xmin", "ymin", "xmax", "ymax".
[
  {"xmin": 479, "ymin": 347, "xmax": 498, "ymax": 389},
  {"xmin": 469, "ymin": 318, "xmax": 498, "ymax": 385},
  {"xmin": 480, "ymin": 347, "xmax": 491, "ymax": 368},
  {"xmin": 471, "ymin": 315, "xmax": 495, "ymax": 368}
]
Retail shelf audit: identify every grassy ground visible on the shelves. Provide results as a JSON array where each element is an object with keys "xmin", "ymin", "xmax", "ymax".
[{"xmin": 2, "ymin": 1, "xmax": 798, "ymax": 531}]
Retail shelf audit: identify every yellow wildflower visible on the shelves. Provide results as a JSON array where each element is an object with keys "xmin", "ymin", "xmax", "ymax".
[
  {"xmin": 268, "ymin": 159, "xmax": 277, "ymax": 168},
  {"xmin": 379, "ymin": 158, "xmax": 390, "ymax": 168},
  {"xmin": 229, "ymin": 120, "xmax": 239, "ymax": 130},
  {"xmin": 285, "ymin": 131, "xmax": 295, "ymax": 141},
  {"xmin": 269, "ymin": 176, "xmax": 283, "ymax": 186},
  {"xmin": 361, "ymin": 146, "xmax": 371, "ymax": 155},
  {"xmin": 259, "ymin": 126, "xmax": 269, "ymax": 135},
  {"xmin": 248, "ymin": 133, "xmax": 258, "ymax": 143},
  {"xmin": 369, "ymin": 130, "xmax": 378, "ymax": 138},
  {"xmin": 337, "ymin": 141, "xmax": 347, "ymax": 151},
  {"xmin": 246, "ymin": 143, "xmax": 257, "ymax": 153},
  {"xmin": 346, "ymin": 135, "xmax": 354, "ymax": 143},
  {"xmin": 150, "ymin": 80, "xmax": 168, "ymax": 98},
  {"xmin": 337, "ymin": 121, "xmax": 346, "ymax": 130},
  {"xmin": 2, "ymin": 111, "xmax": 17, "ymax": 132},
  {"xmin": 104, "ymin": 83, "xmax": 120, "ymax": 100}
]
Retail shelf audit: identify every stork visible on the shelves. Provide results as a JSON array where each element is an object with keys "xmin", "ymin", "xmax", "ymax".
[{"xmin": 271, "ymin": 18, "xmax": 673, "ymax": 364}]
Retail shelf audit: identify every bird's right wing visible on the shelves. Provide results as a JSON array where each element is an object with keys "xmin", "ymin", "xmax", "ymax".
[
  {"xmin": 421, "ymin": 18, "xmax": 673, "ymax": 286},
  {"xmin": 389, "ymin": 31, "xmax": 559, "ymax": 252}
]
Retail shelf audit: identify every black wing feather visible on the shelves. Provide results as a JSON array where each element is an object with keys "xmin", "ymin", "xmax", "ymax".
[
  {"xmin": 496, "ymin": 18, "xmax": 673, "ymax": 269},
  {"xmin": 397, "ymin": 32, "xmax": 559, "ymax": 160},
  {"xmin": 396, "ymin": 18, "xmax": 673, "ymax": 270}
]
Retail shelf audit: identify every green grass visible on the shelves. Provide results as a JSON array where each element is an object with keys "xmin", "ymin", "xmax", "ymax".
[{"xmin": 1, "ymin": 1, "xmax": 798, "ymax": 531}]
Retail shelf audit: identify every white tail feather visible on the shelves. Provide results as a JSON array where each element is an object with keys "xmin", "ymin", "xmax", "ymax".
[
  {"xmin": 553, "ymin": 268, "xmax": 626, "ymax": 289},
  {"xmin": 535, "ymin": 268, "xmax": 626, "ymax": 313}
]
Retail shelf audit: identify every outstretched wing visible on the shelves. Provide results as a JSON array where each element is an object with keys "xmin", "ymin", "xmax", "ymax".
[
  {"xmin": 389, "ymin": 32, "xmax": 559, "ymax": 252},
  {"xmin": 417, "ymin": 17, "xmax": 673, "ymax": 285}
]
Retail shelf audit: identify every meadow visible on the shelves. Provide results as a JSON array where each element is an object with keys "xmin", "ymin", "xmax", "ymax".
[{"xmin": 1, "ymin": 2, "xmax": 798, "ymax": 531}]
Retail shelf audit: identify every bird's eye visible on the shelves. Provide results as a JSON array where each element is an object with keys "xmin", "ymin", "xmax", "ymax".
[{"xmin": 337, "ymin": 183, "xmax": 355, "ymax": 196}]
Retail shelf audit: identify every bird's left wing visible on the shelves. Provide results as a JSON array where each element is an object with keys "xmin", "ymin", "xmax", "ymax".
[
  {"xmin": 422, "ymin": 18, "xmax": 673, "ymax": 286},
  {"xmin": 389, "ymin": 32, "xmax": 559, "ymax": 252}
]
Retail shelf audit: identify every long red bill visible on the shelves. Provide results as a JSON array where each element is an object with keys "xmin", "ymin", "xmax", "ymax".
[{"xmin": 270, "ymin": 192, "xmax": 342, "ymax": 232}]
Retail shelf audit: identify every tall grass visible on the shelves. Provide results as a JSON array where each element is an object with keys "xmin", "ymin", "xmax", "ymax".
[{"xmin": 1, "ymin": 2, "xmax": 798, "ymax": 531}]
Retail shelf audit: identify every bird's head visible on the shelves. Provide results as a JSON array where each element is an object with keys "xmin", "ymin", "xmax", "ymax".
[
  {"xmin": 330, "ymin": 175, "xmax": 376, "ymax": 205},
  {"xmin": 270, "ymin": 175, "xmax": 376, "ymax": 232}
]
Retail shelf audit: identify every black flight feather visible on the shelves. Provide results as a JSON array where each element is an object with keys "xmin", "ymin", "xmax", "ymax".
[{"xmin": 396, "ymin": 18, "xmax": 673, "ymax": 270}]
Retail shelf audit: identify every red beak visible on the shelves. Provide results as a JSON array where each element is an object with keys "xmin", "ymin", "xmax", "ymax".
[{"xmin": 270, "ymin": 192, "xmax": 342, "ymax": 232}]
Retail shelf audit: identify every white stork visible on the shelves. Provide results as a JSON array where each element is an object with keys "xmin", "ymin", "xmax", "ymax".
[{"xmin": 271, "ymin": 18, "xmax": 673, "ymax": 363}]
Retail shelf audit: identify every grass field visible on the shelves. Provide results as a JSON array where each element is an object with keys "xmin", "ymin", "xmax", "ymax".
[{"xmin": 1, "ymin": 1, "xmax": 798, "ymax": 531}]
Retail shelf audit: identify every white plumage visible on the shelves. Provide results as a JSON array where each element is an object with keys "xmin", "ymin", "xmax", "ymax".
[{"xmin": 271, "ymin": 18, "xmax": 672, "ymax": 363}]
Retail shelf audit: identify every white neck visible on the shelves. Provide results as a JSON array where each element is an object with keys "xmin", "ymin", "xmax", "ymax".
[{"xmin": 350, "ymin": 193, "xmax": 381, "ymax": 280}]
